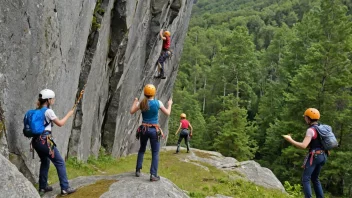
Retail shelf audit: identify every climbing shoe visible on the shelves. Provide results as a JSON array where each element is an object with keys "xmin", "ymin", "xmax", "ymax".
[
  {"xmin": 150, "ymin": 175, "xmax": 160, "ymax": 182},
  {"xmin": 61, "ymin": 187, "xmax": 76, "ymax": 196},
  {"xmin": 136, "ymin": 169, "xmax": 141, "ymax": 177},
  {"xmin": 39, "ymin": 186, "xmax": 53, "ymax": 196},
  {"xmin": 161, "ymin": 76, "xmax": 166, "ymax": 79}
]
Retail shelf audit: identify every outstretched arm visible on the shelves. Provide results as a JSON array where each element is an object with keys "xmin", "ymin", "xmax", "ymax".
[
  {"xmin": 130, "ymin": 98, "xmax": 139, "ymax": 114},
  {"xmin": 160, "ymin": 99, "xmax": 173, "ymax": 115},
  {"xmin": 284, "ymin": 135, "xmax": 312, "ymax": 149},
  {"xmin": 160, "ymin": 29, "xmax": 166, "ymax": 40},
  {"xmin": 175, "ymin": 123, "xmax": 182, "ymax": 135},
  {"xmin": 52, "ymin": 110, "xmax": 74, "ymax": 127}
]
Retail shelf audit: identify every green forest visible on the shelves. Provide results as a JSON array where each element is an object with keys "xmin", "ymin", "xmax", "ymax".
[{"xmin": 167, "ymin": 0, "xmax": 352, "ymax": 196}]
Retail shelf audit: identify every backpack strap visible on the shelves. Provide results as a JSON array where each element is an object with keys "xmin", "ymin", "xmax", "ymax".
[
  {"xmin": 40, "ymin": 107, "xmax": 51, "ymax": 128},
  {"xmin": 310, "ymin": 126, "xmax": 318, "ymax": 140}
]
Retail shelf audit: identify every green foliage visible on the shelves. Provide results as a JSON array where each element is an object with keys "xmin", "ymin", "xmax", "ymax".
[
  {"xmin": 213, "ymin": 94, "xmax": 258, "ymax": 161},
  {"xmin": 91, "ymin": 16, "xmax": 101, "ymax": 32},
  {"xmin": 91, "ymin": 0, "xmax": 104, "ymax": 32},
  {"xmin": 175, "ymin": 0, "xmax": 352, "ymax": 196},
  {"xmin": 284, "ymin": 181, "xmax": 302, "ymax": 197}
]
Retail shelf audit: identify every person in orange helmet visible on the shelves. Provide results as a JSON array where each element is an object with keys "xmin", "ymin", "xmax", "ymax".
[
  {"xmin": 130, "ymin": 84, "xmax": 173, "ymax": 181},
  {"xmin": 283, "ymin": 108, "xmax": 327, "ymax": 198},
  {"xmin": 155, "ymin": 29, "xmax": 171, "ymax": 79},
  {"xmin": 175, "ymin": 113, "xmax": 193, "ymax": 153}
]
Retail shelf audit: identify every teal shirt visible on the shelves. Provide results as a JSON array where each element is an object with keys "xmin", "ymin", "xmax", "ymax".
[{"xmin": 141, "ymin": 100, "xmax": 160, "ymax": 124}]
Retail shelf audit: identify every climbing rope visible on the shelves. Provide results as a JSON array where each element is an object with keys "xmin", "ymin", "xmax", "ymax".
[{"xmin": 72, "ymin": 84, "xmax": 86, "ymax": 110}]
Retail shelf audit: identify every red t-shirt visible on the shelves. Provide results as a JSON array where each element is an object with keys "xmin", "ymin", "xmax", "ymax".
[
  {"xmin": 180, "ymin": 119, "xmax": 189, "ymax": 129},
  {"xmin": 162, "ymin": 36, "xmax": 170, "ymax": 50}
]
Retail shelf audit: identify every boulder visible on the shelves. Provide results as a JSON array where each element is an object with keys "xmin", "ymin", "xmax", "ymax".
[
  {"xmin": 165, "ymin": 146, "xmax": 286, "ymax": 192},
  {"xmin": 233, "ymin": 160, "xmax": 286, "ymax": 192},
  {"xmin": 0, "ymin": 153, "xmax": 40, "ymax": 198}
]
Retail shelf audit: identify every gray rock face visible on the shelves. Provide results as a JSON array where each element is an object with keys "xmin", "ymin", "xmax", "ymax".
[
  {"xmin": 0, "ymin": 0, "xmax": 193, "ymax": 181},
  {"xmin": 100, "ymin": 173, "xmax": 189, "ymax": 198},
  {"xmin": 42, "ymin": 173, "xmax": 189, "ymax": 198},
  {"xmin": 0, "ymin": 0, "xmax": 96, "ymax": 180},
  {"xmin": 0, "ymin": 153, "xmax": 40, "ymax": 198},
  {"xmin": 234, "ymin": 161, "xmax": 286, "ymax": 192}
]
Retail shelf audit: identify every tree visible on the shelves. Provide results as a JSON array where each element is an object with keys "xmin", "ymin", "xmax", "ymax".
[{"xmin": 214, "ymin": 94, "xmax": 258, "ymax": 161}]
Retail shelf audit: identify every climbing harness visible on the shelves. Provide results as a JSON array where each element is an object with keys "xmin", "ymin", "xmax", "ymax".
[
  {"xmin": 31, "ymin": 131, "xmax": 57, "ymax": 159},
  {"xmin": 301, "ymin": 150, "xmax": 325, "ymax": 168},
  {"xmin": 136, "ymin": 123, "xmax": 164, "ymax": 142}
]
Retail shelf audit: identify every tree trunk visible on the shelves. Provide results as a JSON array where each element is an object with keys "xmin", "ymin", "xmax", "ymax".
[
  {"xmin": 203, "ymin": 77, "xmax": 206, "ymax": 113},
  {"xmin": 194, "ymin": 59, "xmax": 197, "ymax": 94},
  {"xmin": 236, "ymin": 73, "xmax": 239, "ymax": 107}
]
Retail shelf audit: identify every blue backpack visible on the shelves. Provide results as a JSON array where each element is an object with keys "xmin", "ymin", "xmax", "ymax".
[
  {"xmin": 313, "ymin": 124, "xmax": 339, "ymax": 150},
  {"xmin": 23, "ymin": 107, "xmax": 50, "ymax": 137}
]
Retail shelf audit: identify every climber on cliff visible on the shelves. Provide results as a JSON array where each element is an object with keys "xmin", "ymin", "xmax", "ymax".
[
  {"xmin": 175, "ymin": 113, "xmax": 193, "ymax": 154},
  {"xmin": 130, "ymin": 84, "xmax": 173, "ymax": 181},
  {"xmin": 31, "ymin": 89, "xmax": 76, "ymax": 196},
  {"xmin": 155, "ymin": 29, "xmax": 172, "ymax": 79}
]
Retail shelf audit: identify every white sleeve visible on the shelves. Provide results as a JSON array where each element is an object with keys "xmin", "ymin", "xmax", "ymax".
[
  {"xmin": 45, "ymin": 109, "xmax": 58, "ymax": 121},
  {"xmin": 158, "ymin": 100, "xmax": 164, "ymax": 109},
  {"xmin": 306, "ymin": 128, "xmax": 315, "ymax": 137}
]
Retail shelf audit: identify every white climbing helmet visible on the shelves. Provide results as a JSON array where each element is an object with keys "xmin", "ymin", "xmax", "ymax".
[{"xmin": 39, "ymin": 89, "xmax": 55, "ymax": 99}]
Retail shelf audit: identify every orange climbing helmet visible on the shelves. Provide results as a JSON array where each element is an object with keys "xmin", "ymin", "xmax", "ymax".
[
  {"xmin": 144, "ymin": 84, "xmax": 156, "ymax": 97},
  {"xmin": 180, "ymin": 113, "xmax": 186, "ymax": 118},
  {"xmin": 164, "ymin": 31, "xmax": 171, "ymax": 37},
  {"xmin": 303, "ymin": 108, "xmax": 320, "ymax": 120}
]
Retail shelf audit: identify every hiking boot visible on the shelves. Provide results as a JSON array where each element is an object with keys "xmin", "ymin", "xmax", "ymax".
[
  {"xmin": 150, "ymin": 175, "xmax": 160, "ymax": 182},
  {"xmin": 61, "ymin": 187, "xmax": 76, "ymax": 196},
  {"xmin": 39, "ymin": 186, "xmax": 53, "ymax": 196},
  {"xmin": 135, "ymin": 169, "xmax": 141, "ymax": 177}
]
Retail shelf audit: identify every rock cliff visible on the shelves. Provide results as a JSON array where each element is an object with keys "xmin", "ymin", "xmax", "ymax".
[
  {"xmin": 0, "ymin": 153, "xmax": 40, "ymax": 198},
  {"xmin": 0, "ymin": 0, "xmax": 193, "ymax": 181}
]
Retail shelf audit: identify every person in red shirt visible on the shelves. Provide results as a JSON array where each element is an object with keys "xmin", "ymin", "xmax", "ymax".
[
  {"xmin": 175, "ymin": 113, "xmax": 193, "ymax": 153},
  {"xmin": 155, "ymin": 29, "xmax": 171, "ymax": 79}
]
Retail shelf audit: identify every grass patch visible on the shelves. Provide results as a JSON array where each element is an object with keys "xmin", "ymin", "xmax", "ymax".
[
  {"xmin": 193, "ymin": 151, "xmax": 216, "ymax": 159},
  {"xmin": 47, "ymin": 150, "xmax": 289, "ymax": 198},
  {"xmin": 65, "ymin": 180, "xmax": 116, "ymax": 198}
]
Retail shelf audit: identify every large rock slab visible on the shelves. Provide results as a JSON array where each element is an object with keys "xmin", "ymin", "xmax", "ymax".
[
  {"xmin": 43, "ymin": 173, "xmax": 189, "ymax": 198},
  {"xmin": 164, "ymin": 146, "xmax": 286, "ymax": 192},
  {"xmin": 0, "ymin": 153, "xmax": 40, "ymax": 198},
  {"xmin": 233, "ymin": 160, "xmax": 286, "ymax": 192}
]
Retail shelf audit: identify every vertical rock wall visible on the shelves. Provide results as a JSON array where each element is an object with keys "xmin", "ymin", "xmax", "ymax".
[
  {"xmin": 0, "ymin": 0, "xmax": 193, "ymax": 180},
  {"xmin": 0, "ymin": 0, "xmax": 96, "ymax": 181}
]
